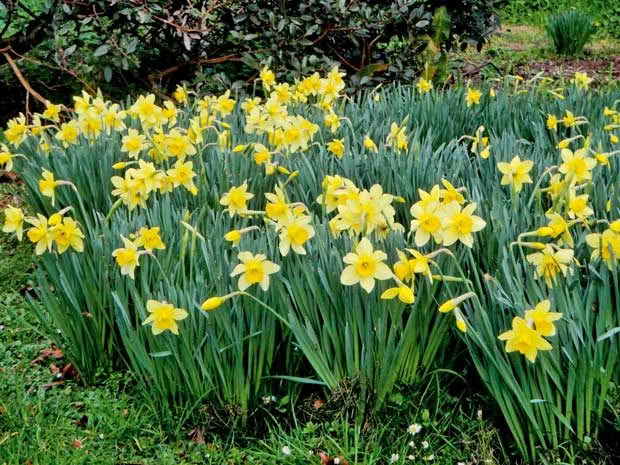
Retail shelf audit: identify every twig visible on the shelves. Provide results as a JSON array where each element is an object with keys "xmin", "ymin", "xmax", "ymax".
[{"xmin": 1, "ymin": 48, "xmax": 48, "ymax": 106}]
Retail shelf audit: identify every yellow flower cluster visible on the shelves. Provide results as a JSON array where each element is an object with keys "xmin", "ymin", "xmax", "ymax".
[
  {"xmin": 2, "ymin": 207, "xmax": 84, "ymax": 255},
  {"xmin": 498, "ymin": 300, "xmax": 562, "ymax": 363}
]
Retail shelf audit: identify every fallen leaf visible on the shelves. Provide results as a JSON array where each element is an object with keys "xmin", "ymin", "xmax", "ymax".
[
  {"xmin": 60, "ymin": 363, "xmax": 79, "ymax": 381},
  {"xmin": 187, "ymin": 428, "xmax": 205, "ymax": 445},
  {"xmin": 75, "ymin": 415, "xmax": 88, "ymax": 428},
  {"xmin": 72, "ymin": 439, "xmax": 84, "ymax": 449},
  {"xmin": 40, "ymin": 381, "xmax": 64, "ymax": 391},
  {"xmin": 319, "ymin": 452, "xmax": 349, "ymax": 465},
  {"xmin": 31, "ymin": 346, "xmax": 64, "ymax": 365},
  {"xmin": 313, "ymin": 398, "xmax": 325, "ymax": 410}
]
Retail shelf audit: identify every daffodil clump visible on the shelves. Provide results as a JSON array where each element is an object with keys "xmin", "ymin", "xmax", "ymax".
[{"xmin": 2, "ymin": 69, "xmax": 619, "ymax": 456}]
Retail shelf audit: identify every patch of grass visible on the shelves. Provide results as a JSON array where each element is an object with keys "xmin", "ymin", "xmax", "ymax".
[{"xmin": 454, "ymin": 24, "xmax": 620, "ymax": 85}]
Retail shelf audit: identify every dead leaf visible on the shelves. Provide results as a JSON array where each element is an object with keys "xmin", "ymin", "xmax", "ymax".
[
  {"xmin": 319, "ymin": 452, "xmax": 349, "ymax": 465},
  {"xmin": 40, "ymin": 381, "xmax": 64, "ymax": 391},
  {"xmin": 72, "ymin": 439, "xmax": 84, "ymax": 449},
  {"xmin": 313, "ymin": 398, "xmax": 325, "ymax": 410},
  {"xmin": 60, "ymin": 363, "xmax": 79, "ymax": 381},
  {"xmin": 187, "ymin": 428, "xmax": 205, "ymax": 445},
  {"xmin": 75, "ymin": 415, "xmax": 88, "ymax": 428},
  {"xmin": 31, "ymin": 346, "xmax": 64, "ymax": 365}
]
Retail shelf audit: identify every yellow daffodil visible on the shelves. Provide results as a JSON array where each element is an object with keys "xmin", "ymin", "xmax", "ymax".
[
  {"xmin": 524, "ymin": 300, "xmax": 562, "ymax": 337},
  {"xmin": 466, "ymin": 88, "xmax": 482, "ymax": 107},
  {"xmin": 142, "ymin": 299, "xmax": 188, "ymax": 335},
  {"xmin": 0, "ymin": 145, "xmax": 14, "ymax": 172},
  {"xmin": 230, "ymin": 251, "xmax": 280, "ymax": 291},
  {"xmin": 112, "ymin": 236, "xmax": 142, "ymax": 279},
  {"xmin": 546, "ymin": 114, "xmax": 558, "ymax": 131},
  {"xmin": 363, "ymin": 135, "xmax": 378, "ymax": 153},
  {"xmin": 167, "ymin": 160, "xmax": 197, "ymax": 195},
  {"xmin": 526, "ymin": 244, "xmax": 573, "ymax": 287},
  {"xmin": 121, "ymin": 129, "xmax": 149, "ymax": 158},
  {"xmin": 439, "ymin": 202, "xmax": 486, "ymax": 248},
  {"xmin": 50, "ymin": 217, "xmax": 84, "ymax": 253},
  {"xmin": 277, "ymin": 214, "xmax": 315, "ymax": 256},
  {"xmin": 410, "ymin": 201, "xmax": 443, "ymax": 247},
  {"xmin": 2, "ymin": 206, "xmax": 25, "ymax": 240},
  {"xmin": 25, "ymin": 214, "xmax": 53, "ymax": 255},
  {"xmin": 265, "ymin": 186, "xmax": 291, "ymax": 222},
  {"xmin": 381, "ymin": 285, "xmax": 415, "ymax": 304},
  {"xmin": 497, "ymin": 156, "xmax": 534, "ymax": 193},
  {"xmin": 558, "ymin": 148, "xmax": 596, "ymax": 184},
  {"xmin": 39, "ymin": 169, "xmax": 60, "ymax": 206},
  {"xmin": 327, "ymin": 138, "xmax": 345, "ymax": 159},
  {"xmin": 498, "ymin": 316, "xmax": 553, "ymax": 363},
  {"xmin": 586, "ymin": 229, "xmax": 620, "ymax": 269},
  {"xmin": 340, "ymin": 237, "xmax": 392, "ymax": 293},
  {"xmin": 416, "ymin": 78, "xmax": 433, "ymax": 94},
  {"xmin": 135, "ymin": 227, "xmax": 165, "ymax": 251}
]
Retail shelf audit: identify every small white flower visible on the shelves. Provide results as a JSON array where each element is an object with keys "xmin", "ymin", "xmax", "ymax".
[
  {"xmin": 477, "ymin": 409, "xmax": 483, "ymax": 419},
  {"xmin": 422, "ymin": 441, "xmax": 429, "ymax": 449},
  {"xmin": 424, "ymin": 454, "xmax": 434, "ymax": 461},
  {"xmin": 407, "ymin": 455, "xmax": 415, "ymax": 461},
  {"xmin": 408, "ymin": 441, "xmax": 415, "ymax": 448},
  {"xmin": 282, "ymin": 446, "xmax": 291, "ymax": 456},
  {"xmin": 334, "ymin": 458, "xmax": 341, "ymax": 464},
  {"xmin": 390, "ymin": 454, "xmax": 400, "ymax": 463},
  {"xmin": 457, "ymin": 462, "xmax": 466, "ymax": 465},
  {"xmin": 308, "ymin": 450, "xmax": 314, "ymax": 456},
  {"xmin": 407, "ymin": 423, "xmax": 422, "ymax": 435}
]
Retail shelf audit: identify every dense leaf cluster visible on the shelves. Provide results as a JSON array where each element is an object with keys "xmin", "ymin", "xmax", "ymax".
[{"xmin": 1, "ymin": 0, "xmax": 498, "ymax": 96}]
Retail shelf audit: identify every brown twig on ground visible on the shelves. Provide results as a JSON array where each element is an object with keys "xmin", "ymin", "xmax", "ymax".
[{"xmin": 1, "ymin": 48, "xmax": 48, "ymax": 106}]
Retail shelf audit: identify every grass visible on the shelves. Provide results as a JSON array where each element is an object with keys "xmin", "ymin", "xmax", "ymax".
[{"xmin": 454, "ymin": 24, "xmax": 620, "ymax": 84}]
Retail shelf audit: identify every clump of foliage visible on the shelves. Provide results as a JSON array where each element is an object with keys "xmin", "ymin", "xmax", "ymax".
[
  {"xmin": 546, "ymin": 10, "xmax": 596, "ymax": 56},
  {"xmin": 0, "ymin": 0, "xmax": 498, "ymax": 102}
]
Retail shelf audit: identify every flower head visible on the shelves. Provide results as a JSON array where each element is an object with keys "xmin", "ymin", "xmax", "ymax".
[
  {"xmin": 230, "ymin": 251, "xmax": 280, "ymax": 291},
  {"xmin": 439, "ymin": 202, "xmax": 486, "ymax": 248},
  {"xmin": 2, "ymin": 206, "xmax": 25, "ymax": 240},
  {"xmin": 340, "ymin": 237, "xmax": 392, "ymax": 293},
  {"xmin": 220, "ymin": 182, "xmax": 254, "ymax": 217},
  {"xmin": 524, "ymin": 300, "xmax": 562, "ymax": 337},
  {"xmin": 497, "ymin": 156, "xmax": 534, "ymax": 192},
  {"xmin": 498, "ymin": 316, "xmax": 553, "ymax": 363},
  {"xmin": 142, "ymin": 299, "xmax": 188, "ymax": 335}
]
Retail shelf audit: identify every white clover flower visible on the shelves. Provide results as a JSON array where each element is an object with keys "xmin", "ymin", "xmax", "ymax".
[
  {"xmin": 408, "ymin": 441, "xmax": 415, "ymax": 448},
  {"xmin": 407, "ymin": 455, "xmax": 415, "ymax": 461},
  {"xmin": 422, "ymin": 441, "xmax": 429, "ymax": 449},
  {"xmin": 407, "ymin": 423, "xmax": 422, "ymax": 435},
  {"xmin": 390, "ymin": 454, "xmax": 399, "ymax": 463},
  {"xmin": 282, "ymin": 446, "xmax": 291, "ymax": 456}
]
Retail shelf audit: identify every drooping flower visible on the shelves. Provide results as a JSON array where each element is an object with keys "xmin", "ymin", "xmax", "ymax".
[
  {"xmin": 524, "ymin": 300, "xmax": 562, "ymax": 337},
  {"xmin": 142, "ymin": 299, "xmax": 188, "ymax": 335},
  {"xmin": 39, "ymin": 169, "xmax": 60, "ymax": 206},
  {"xmin": 526, "ymin": 244, "xmax": 573, "ymax": 287},
  {"xmin": 2, "ymin": 206, "xmax": 25, "ymax": 241},
  {"xmin": 112, "ymin": 236, "xmax": 141, "ymax": 279},
  {"xmin": 586, "ymin": 229, "xmax": 620, "ymax": 269},
  {"xmin": 340, "ymin": 237, "xmax": 392, "ymax": 293}
]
